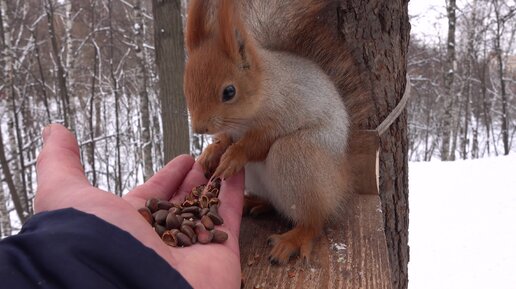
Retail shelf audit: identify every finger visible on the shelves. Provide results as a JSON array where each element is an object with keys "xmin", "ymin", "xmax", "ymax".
[
  {"xmin": 217, "ymin": 169, "xmax": 244, "ymax": 248},
  {"xmin": 126, "ymin": 155, "xmax": 195, "ymax": 202},
  {"xmin": 35, "ymin": 124, "xmax": 90, "ymax": 211}
]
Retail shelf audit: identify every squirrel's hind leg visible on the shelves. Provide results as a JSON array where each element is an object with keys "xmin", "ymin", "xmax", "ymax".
[
  {"xmin": 262, "ymin": 133, "xmax": 347, "ymax": 265},
  {"xmin": 267, "ymin": 223, "xmax": 321, "ymax": 265}
]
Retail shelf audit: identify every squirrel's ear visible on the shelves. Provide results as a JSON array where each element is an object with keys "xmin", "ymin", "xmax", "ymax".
[
  {"xmin": 185, "ymin": 0, "xmax": 209, "ymax": 52},
  {"xmin": 218, "ymin": 0, "xmax": 251, "ymax": 68}
]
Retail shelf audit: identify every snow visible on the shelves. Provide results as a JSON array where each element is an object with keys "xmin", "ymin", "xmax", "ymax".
[{"xmin": 409, "ymin": 154, "xmax": 516, "ymax": 289}]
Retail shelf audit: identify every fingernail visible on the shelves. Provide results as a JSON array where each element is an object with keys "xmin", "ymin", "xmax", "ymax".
[{"xmin": 42, "ymin": 125, "xmax": 52, "ymax": 143}]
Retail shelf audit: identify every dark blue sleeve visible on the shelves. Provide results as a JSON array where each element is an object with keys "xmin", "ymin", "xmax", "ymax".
[{"xmin": 0, "ymin": 208, "xmax": 192, "ymax": 289}]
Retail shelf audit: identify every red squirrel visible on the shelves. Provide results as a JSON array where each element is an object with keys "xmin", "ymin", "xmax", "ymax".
[{"xmin": 184, "ymin": 0, "xmax": 370, "ymax": 265}]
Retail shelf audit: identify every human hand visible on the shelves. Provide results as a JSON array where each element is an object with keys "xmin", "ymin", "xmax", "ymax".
[{"xmin": 35, "ymin": 124, "xmax": 244, "ymax": 289}]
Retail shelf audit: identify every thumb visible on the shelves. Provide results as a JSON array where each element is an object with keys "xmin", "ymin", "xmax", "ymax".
[{"xmin": 35, "ymin": 124, "xmax": 90, "ymax": 212}]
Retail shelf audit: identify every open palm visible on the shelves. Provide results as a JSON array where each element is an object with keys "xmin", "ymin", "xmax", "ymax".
[{"xmin": 35, "ymin": 124, "xmax": 244, "ymax": 289}]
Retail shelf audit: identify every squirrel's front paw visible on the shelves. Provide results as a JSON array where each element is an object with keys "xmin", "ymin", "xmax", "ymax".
[
  {"xmin": 212, "ymin": 144, "xmax": 247, "ymax": 179},
  {"xmin": 197, "ymin": 142, "xmax": 227, "ymax": 178}
]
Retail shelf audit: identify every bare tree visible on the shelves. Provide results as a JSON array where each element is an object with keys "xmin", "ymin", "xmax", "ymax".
[
  {"xmin": 0, "ymin": 184, "xmax": 12, "ymax": 237},
  {"xmin": 491, "ymin": 0, "xmax": 514, "ymax": 155},
  {"xmin": 44, "ymin": 0, "xmax": 75, "ymax": 131},
  {"xmin": 133, "ymin": 0, "xmax": 154, "ymax": 181},
  {"xmin": 87, "ymin": 0, "xmax": 99, "ymax": 186},
  {"xmin": 1, "ymin": 0, "xmax": 31, "ymax": 220},
  {"xmin": 107, "ymin": 0, "xmax": 123, "ymax": 195},
  {"xmin": 441, "ymin": 0, "xmax": 458, "ymax": 161},
  {"xmin": 0, "ymin": 126, "xmax": 27, "ymax": 224}
]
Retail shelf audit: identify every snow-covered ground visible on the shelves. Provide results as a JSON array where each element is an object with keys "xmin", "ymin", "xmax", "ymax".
[{"xmin": 409, "ymin": 154, "xmax": 516, "ymax": 289}]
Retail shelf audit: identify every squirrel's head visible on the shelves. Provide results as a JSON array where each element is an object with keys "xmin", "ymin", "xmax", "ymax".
[{"xmin": 184, "ymin": 0, "xmax": 263, "ymax": 135}]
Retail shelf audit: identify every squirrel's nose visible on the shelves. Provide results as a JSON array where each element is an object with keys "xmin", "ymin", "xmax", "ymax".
[{"xmin": 192, "ymin": 123, "xmax": 209, "ymax": 134}]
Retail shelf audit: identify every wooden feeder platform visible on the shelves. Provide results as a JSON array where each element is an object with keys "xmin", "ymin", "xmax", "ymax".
[{"xmin": 239, "ymin": 130, "xmax": 393, "ymax": 289}]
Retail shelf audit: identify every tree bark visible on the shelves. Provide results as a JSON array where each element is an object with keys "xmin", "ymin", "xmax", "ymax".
[
  {"xmin": 108, "ymin": 0, "xmax": 122, "ymax": 195},
  {"xmin": 44, "ymin": 0, "xmax": 75, "ymax": 131},
  {"xmin": 31, "ymin": 28, "xmax": 52, "ymax": 124},
  {"xmin": 0, "ymin": 183, "xmax": 12, "ymax": 237},
  {"xmin": 0, "ymin": 125, "xmax": 27, "ymax": 224},
  {"xmin": 440, "ymin": 0, "xmax": 457, "ymax": 161},
  {"xmin": 338, "ymin": 1, "xmax": 410, "ymax": 288},
  {"xmin": 461, "ymin": 1, "xmax": 478, "ymax": 160},
  {"xmin": 88, "ymin": 0, "xmax": 98, "ymax": 186},
  {"xmin": 134, "ymin": 0, "xmax": 154, "ymax": 181},
  {"xmin": 151, "ymin": 0, "xmax": 190, "ymax": 161},
  {"xmin": 492, "ymin": 0, "xmax": 510, "ymax": 156}
]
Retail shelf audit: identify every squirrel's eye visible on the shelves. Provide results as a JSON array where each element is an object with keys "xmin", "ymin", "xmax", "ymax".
[{"xmin": 222, "ymin": 85, "xmax": 236, "ymax": 102}]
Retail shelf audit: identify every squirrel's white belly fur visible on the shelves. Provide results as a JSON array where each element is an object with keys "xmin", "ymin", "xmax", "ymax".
[{"xmin": 244, "ymin": 49, "xmax": 350, "ymax": 224}]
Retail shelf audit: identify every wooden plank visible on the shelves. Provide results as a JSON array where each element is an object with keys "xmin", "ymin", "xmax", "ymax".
[
  {"xmin": 348, "ymin": 130, "xmax": 380, "ymax": 195},
  {"xmin": 240, "ymin": 194, "xmax": 392, "ymax": 289}
]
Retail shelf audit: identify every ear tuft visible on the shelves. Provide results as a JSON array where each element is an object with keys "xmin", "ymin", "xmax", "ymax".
[
  {"xmin": 185, "ymin": 0, "xmax": 209, "ymax": 52},
  {"xmin": 218, "ymin": 0, "xmax": 251, "ymax": 67},
  {"xmin": 236, "ymin": 30, "xmax": 250, "ymax": 69}
]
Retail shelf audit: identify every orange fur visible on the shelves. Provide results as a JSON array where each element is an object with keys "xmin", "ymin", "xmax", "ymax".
[
  {"xmin": 218, "ymin": 0, "xmax": 239, "ymax": 60},
  {"xmin": 185, "ymin": 0, "xmax": 209, "ymax": 52},
  {"xmin": 184, "ymin": 0, "xmax": 263, "ymax": 136},
  {"xmin": 268, "ymin": 224, "xmax": 321, "ymax": 265}
]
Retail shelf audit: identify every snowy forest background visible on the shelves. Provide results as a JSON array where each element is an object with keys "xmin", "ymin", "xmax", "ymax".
[{"xmin": 0, "ymin": 0, "xmax": 514, "ymax": 237}]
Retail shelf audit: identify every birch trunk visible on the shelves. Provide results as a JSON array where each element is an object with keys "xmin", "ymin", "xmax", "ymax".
[
  {"xmin": 492, "ymin": 0, "xmax": 510, "ymax": 156},
  {"xmin": 44, "ymin": 0, "xmax": 75, "ymax": 131},
  {"xmin": 440, "ymin": 0, "xmax": 457, "ymax": 161},
  {"xmin": 0, "ymin": 184, "xmax": 12, "ymax": 237}
]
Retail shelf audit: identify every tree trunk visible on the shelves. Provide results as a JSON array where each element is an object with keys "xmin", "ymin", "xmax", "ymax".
[
  {"xmin": 492, "ymin": 0, "xmax": 510, "ymax": 156},
  {"xmin": 151, "ymin": 0, "xmax": 190, "ymax": 161},
  {"xmin": 0, "ymin": 184, "xmax": 12, "ymax": 237},
  {"xmin": 480, "ymin": 57, "xmax": 495, "ymax": 156},
  {"xmin": 88, "ymin": 0, "xmax": 98, "ymax": 186},
  {"xmin": 440, "ymin": 0, "xmax": 457, "ymax": 161},
  {"xmin": 44, "ymin": 0, "xmax": 75, "ymax": 132},
  {"xmin": 108, "ymin": 0, "xmax": 123, "ymax": 195},
  {"xmin": 134, "ymin": 0, "xmax": 154, "ymax": 181},
  {"xmin": 31, "ymin": 28, "xmax": 52, "ymax": 124},
  {"xmin": 0, "ymin": 125, "xmax": 27, "ymax": 224},
  {"xmin": 338, "ymin": 1, "xmax": 410, "ymax": 288}
]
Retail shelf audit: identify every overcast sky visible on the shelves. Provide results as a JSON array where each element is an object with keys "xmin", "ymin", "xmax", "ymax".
[{"xmin": 409, "ymin": 0, "xmax": 447, "ymax": 41}]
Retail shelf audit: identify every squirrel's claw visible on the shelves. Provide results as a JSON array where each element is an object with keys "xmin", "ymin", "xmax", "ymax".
[
  {"xmin": 212, "ymin": 145, "xmax": 247, "ymax": 179},
  {"xmin": 197, "ymin": 141, "xmax": 227, "ymax": 178},
  {"xmin": 267, "ymin": 225, "xmax": 319, "ymax": 266}
]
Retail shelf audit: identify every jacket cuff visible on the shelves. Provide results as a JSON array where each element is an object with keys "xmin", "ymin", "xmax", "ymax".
[{"xmin": 0, "ymin": 208, "xmax": 192, "ymax": 289}]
